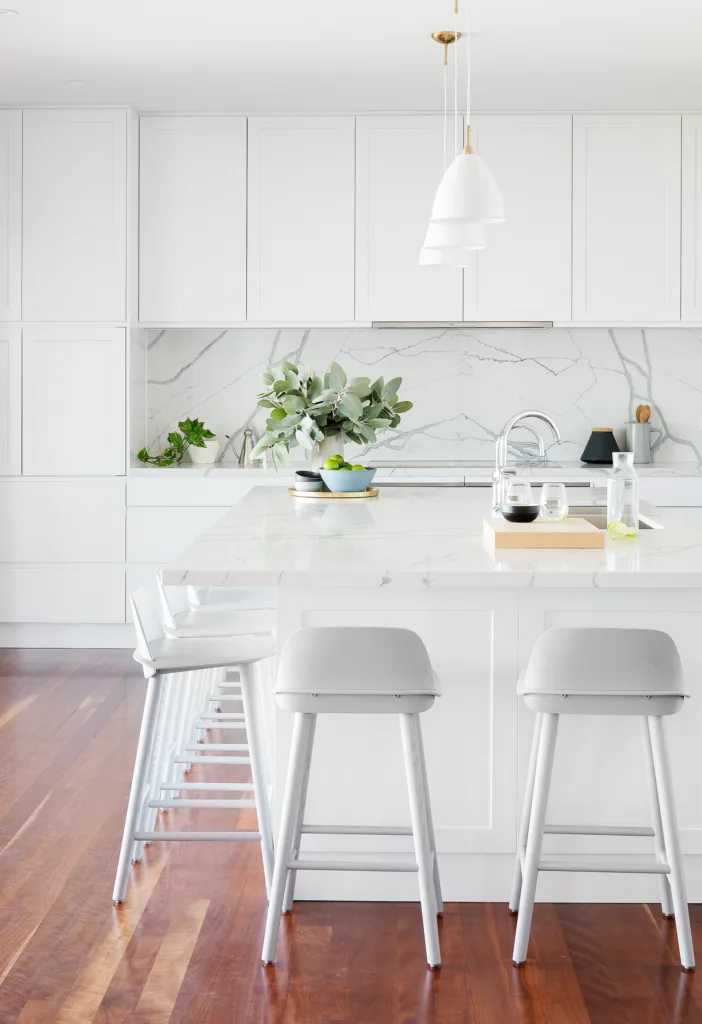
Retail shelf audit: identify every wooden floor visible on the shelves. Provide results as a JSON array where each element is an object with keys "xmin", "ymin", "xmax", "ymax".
[{"xmin": 1, "ymin": 651, "xmax": 702, "ymax": 1024}]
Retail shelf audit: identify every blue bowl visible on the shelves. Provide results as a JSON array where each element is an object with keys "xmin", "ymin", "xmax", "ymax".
[{"xmin": 319, "ymin": 467, "xmax": 377, "ymax": 493}]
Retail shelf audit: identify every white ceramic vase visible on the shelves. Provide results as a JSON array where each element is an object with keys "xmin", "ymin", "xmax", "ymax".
[
  {"xmin": 312, "ymin": 434, "xmax": 345, "ymax": 470},
  {"xmin": 188, "ymin": 437, "xmax": 221, "ymax": 465}
]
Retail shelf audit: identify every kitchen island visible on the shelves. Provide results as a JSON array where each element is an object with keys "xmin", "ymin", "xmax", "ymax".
[{"xmin": 162, "ymin": 486, "xmax": 702, "ymax": 903}]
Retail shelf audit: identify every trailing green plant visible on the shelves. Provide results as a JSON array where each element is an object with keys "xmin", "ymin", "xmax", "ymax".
[
  {"xmin": 137, "ymin": 418, "xmax": 216, "ymax": 468},
  {"xmin": 251, "ymin": 360, "xmax": 412, "ymax": 466}
]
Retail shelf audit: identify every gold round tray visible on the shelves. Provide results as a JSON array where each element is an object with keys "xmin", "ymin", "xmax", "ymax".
[{"xmin": 288, "ymin": 487, "xmax": 379, "ymax": 500}]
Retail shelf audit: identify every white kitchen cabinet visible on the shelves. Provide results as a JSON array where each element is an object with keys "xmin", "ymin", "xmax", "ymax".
[
  {"xmin": 0, "ymin": 567, "xmax": 125, "ymax": 624},
  {"xmin": 139, "ymin": 116, "xmax": 247, "ymax": 323},
  {"xmin": 23, "ymin": 327, "xmax": 126, "ymax": 475},
  {"xmin": 573, "ymin": 114, "xmax": 681, "ymax": 322},
  {"xmin": 0, "ymin": 480, "xmax": 125, "ymax": 561},
  {"xmin": 247, "ymin": 116, "xmax": 355, "ymax": 322},
  {"xmin": 0, "ymin": 111, "xmax": 21, "ymax": 322},
  {"xmin": 682, "ymin": 115, "xmax": 702, "ymax": 321},
  {"xmin": 464, "ymin": 115, "xmax": 572, "ymax": 321},
  {"xmin": 127, "ymin": 505, "xmax": 230, "ymax": 563},
  {"xmin": 355, "ymin": 116, "xmax": 462, "ymax": 322},
  {"xmin": 22, "ymin": 109, "xmax": 127, "ymax": 321},
  {"xmin": 0, "ymin": 328, "xmax": 21, "ymax": 474}
]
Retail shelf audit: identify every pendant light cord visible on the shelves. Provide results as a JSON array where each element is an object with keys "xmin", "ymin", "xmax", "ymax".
[
  {"xmin": 453, "ymin": 3, "xmax": 460, "ymax": 156},
  {"xmin": 465, "ymin": 0, "xmax": 472, "ymax": 151},
  {"xmin": 443, "ymin": 60, "xmax": 448, "ymax": 172}
]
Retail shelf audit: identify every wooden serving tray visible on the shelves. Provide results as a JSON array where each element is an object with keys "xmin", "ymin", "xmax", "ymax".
[
  {"xmin": 289, "ymin": 487, "xmax": 379, "ymax": 500},
  {"xmin": 484, "ymin": 517, "xmax": 604, "ymax": 550}
]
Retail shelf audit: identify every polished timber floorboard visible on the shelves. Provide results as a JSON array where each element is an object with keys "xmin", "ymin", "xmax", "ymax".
[{"xmin": 1, "ymin": 651, "xmax": 702, "ymax": 1023}]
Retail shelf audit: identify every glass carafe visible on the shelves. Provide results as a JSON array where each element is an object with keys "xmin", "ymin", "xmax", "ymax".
[{"xmin": 606, "ymin": 452, "xmax": 639, "ymax": 539}]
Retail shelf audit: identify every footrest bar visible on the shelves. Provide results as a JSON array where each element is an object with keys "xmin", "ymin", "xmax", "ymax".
[
  {"xmin": 286, "ymin": 859, "xmax": 419, "ymax": 872},
  {"xmin": 301, "ymin": 825, "xmax": 413, "ymax": 836},
  {"xmin": 134, "ymin": 831, "xmax": 261, "ymax": 842},
  {"xmin": 160, "ymin": 782, "xmax": 254, "ymax": 792},
  {"xmin": 538, "ymin": 859, "xmax": 670, "ymax": 874},
  {"xmin": 174, "ymin": 755, "xmax": 251, "ymax": 765},
  {"xmin": 185, "ymin": 744, "xmax": 250, "ymax": 752},
  {"xmin": 544, "ymin": 824, "xmax": 655, "ymax": 837},
  {"xmin": 199, "ymin": 713, "xmax": 246, "ymax": 721},
  {"xmin": 149, "ymin": 799, "xmax": 255, "ymax": 809}
]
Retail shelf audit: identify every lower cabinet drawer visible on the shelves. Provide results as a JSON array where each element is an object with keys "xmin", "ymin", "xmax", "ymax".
[
  {"xmin": 127, "ymin": 506, "xmax": 230, "ymax": 563},
  {"xmin": 0, "ymin": 566, "xmax": 126, "ymax": 623}
]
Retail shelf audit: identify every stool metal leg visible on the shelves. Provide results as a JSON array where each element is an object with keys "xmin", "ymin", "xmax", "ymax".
[
  {"xmin": 509, "ymin": 711, "xmax": 542, "ymax": 915},
  {"xmin": 113, "ymin": 675, "xmax": 164, "ymax": 904},
  {"xmin": 416, "ymin": 717, "xmax": 442, "ymax": 916},
  {"xmin": 641, "ymin": 716, "xmax": 674, "ymax": 919},
  {"xmin": 400, "ymin": 713, "xmax": 441, "ymax": 969},
  {"xmin": 262, "ymin": 712, "xmax": 315, "ymax": 964},
  {"xmin": 283, "ymin": 714, "xmax": 317, "ymax": 913},
  {"xmin": 512, "ymin": 712, "xmax": 559, "ymax": 966},
  {"xmin": 648, "ymin": 716, "xmax": 695, "ymax": 971},
  {"xmin": 240, "ymin": 662, "xmax": 275, "ymax": 899}
]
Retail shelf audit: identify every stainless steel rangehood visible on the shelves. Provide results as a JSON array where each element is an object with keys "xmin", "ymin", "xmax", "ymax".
[{"xmin": 371, "ymin": 321, "xmax": 553, "ymax": 329}]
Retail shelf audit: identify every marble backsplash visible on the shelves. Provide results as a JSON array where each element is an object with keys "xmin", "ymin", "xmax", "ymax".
[{"xmin": 145, "ymin": 327, "xmax": 702, "ymax": 465}]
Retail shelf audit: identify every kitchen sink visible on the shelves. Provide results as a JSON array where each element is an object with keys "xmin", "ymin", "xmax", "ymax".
[{"xmin": 567, "ymin": 506, "xmax": 661, "ymax": 530}]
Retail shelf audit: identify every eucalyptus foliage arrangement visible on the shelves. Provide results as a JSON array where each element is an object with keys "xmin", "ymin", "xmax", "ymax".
[
  {"xmin": 251, "ymin": 361, "xmax": 412, "ymax": 466},
  {"xmin": 137, "ymin": 418, "xmax": 215, "ymax": 467}
]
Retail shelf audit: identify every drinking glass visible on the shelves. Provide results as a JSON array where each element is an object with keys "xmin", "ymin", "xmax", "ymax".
[
  {"xmin": 539, "ymin": 482, "xmax": 568, "ymax": 521},
  {"xmin": 506, "ymin": 480, "xmax": 535, "ymax": 506}
]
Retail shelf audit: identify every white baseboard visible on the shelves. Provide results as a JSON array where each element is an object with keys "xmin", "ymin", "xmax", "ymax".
[{"xmin": 0, "ymin": 623, "xmax": 136, "ymax": 648}]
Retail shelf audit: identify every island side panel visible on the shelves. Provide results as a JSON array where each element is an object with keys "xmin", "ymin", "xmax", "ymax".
[
  {"xmin": 518, "ymin": 588, "xmax": 702, "ymax": 902},
  {"xmin": 274, "ymin": 585, "xmax": 520, "ymax": 902}
]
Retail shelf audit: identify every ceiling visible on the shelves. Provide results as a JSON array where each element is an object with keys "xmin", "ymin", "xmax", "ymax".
[{"xmin": 1, "ymin": 0, "xmax": 702, "ymax": 113}]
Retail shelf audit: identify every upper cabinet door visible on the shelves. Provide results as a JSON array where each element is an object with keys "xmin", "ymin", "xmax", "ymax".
[
  {"xmin": 573, "ymin": 114, "xmax": 681, "ymax": 322},
  {"xmin": 22, "ymin": 110, "xmax": 127, "ymax": 322},
  {"xmin": 23, "ymin": 327, "xmax": 125, "ymax": 475},
  {"xmin": 0, "ymin": 112, "xmax": 21, "ymax": 322},
  {"xmin": 247, "ymin": 117, "xmax": 355, "ymax": 322},
  {"xmin": 682, "ymin": 116, "xmax": 702, "ymax": 321},
  {"xmin": 355, "ymin": 116, "xmax": 462, "ymax": 322},
  {"xmin": 0, "ymin": 328, "xmax": 21, "ymax": 474},
  {"xmin": 139, "ymin": 116, "xmax": 246, "ymax": 323},
  {"xmin": 464, "ymin": 115, "xmax": 572, "ymax": 321}
]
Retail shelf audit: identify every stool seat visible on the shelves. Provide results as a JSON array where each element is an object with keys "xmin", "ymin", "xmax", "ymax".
[
  {"xmin": 519, "ymin": 628, "xmax": 687, "ymax": 716},
  {"xmin": 134, "ymin": 634, "xmax": 275, "ymax": 677},
  {"xmin": 276, "ymin": 626, "xmax": 440, "ymax": 714},
  {"xmin": 188, "ymin": 586, "xmax": 276, "ymax": 610},
  {"xmin": 165, "ymin": 607, "xmax": 275, "ymax": 639}
]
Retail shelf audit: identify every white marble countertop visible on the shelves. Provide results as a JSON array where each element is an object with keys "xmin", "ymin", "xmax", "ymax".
[
  {"xmin": 161, "ymin": 485, "xmax": 702, "ymax": 590},
  {"xmin": 130, "ymin": 459, "xmax": 702, "ymax": 483}
]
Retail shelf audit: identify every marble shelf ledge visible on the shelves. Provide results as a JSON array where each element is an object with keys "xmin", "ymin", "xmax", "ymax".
[{"xmin": 161, "ymin": 485, "xmax": 702, "ymax": 591}]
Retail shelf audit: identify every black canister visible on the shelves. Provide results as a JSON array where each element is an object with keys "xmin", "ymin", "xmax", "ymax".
[{"xmin": 580, "ymin": 427, "xmax": 620, "ymax": 464}]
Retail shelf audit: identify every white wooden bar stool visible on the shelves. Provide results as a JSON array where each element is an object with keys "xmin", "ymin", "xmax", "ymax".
[
  {"xmin": 112, "ymin": 589, "xmax": 275, "ymax": 904},
  {"xmin": 261, "ymin": 626, "xmax": 443, "ymax": 969},
  {"xmin": 159, "ymin": 573, "xmax": 275, "ymax": 639},
  {"xmin": 510, "ymin": 627, "xmax": 694, "ymax": 971}
]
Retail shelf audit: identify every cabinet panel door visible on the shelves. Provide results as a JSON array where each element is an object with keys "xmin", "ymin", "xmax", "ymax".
[
  {"xmin": 0, "ymin": 327, "xmax": 20, "ymax": 474},
  {"xmin": 573, "ymin": 114, "xmax": 681, "ymax": 321},
  {"xmin": 139, "ymin": 116, "xmax": 246, "ymax": 322},
  {"xmin": 247, "ymin": 117, "xmax": 355, "ymax": 322},
  {"xmin": 127, "ymin": 506, "xmax": 229, "ymax": 563},
  {"xmin": 355, "ymin": 116, "xmax": 462, "ymax": 322},
  {"xmin": 682, "ymin": 115, "xmax": 702, "ymax": 320},
  {"xmin": 0, "ymin": 479, "xmax": 125, "ymax": 561},
  {"xmin": 0, "ymin": 567, "xmax": 125, "ymax": 623},
  {"xmin": 22, "ymin": 109, "xmax": 127, "ymax": 321},
  {"xmin": 464, "ymin": 115, "xmax": 572, "ymax": 321},
  {"xmin": 0, "ymin": 111, "xmax": 21, "ymax": 321},
  {"xmin": 23, "ymin": 328, "xmax": 125, "ymax": 475}
]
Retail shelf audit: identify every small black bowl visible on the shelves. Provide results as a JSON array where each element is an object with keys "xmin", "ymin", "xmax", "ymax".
[
  {"xmin": 294, "ymin": 470, "xmax": 322, "ymax": 481},
  {"xmin": 501, "ymin": 503, "xmax": 540, "ymax": 524}
]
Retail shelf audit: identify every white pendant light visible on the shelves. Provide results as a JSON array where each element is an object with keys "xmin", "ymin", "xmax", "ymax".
[
  {"xmin": 423, "ymin": 219, "xmax": 485, "ymax": 250},
  {"xmin": 428, "ymin": 0, "xmax": 505, "ymax": 228},
  {"xmin": 419, "ymin": 246, "xmax": 481, "ymax": 267}
]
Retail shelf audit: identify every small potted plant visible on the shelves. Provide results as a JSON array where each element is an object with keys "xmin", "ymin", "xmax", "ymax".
[
  {"xmin": 251, "ymin": 361, "xmax": 412, "ymax": 468},
  {"xmin": 137, "ymin": 418, "xmax": 219, "ymax": 467}
]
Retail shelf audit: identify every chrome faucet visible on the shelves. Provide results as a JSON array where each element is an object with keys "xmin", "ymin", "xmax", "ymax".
[{"xmin": 492, "ymin": 410, "xmax": 561, "ymax": 511}]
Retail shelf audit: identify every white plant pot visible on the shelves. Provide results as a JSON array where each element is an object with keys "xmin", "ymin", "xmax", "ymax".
[
  {"xmin": 312, "ymin": 434, "xmax": 345, "ymax": 470},
  {"xmin": 188, "ymin": 437, "xmax": 221, "ymax": 465}
]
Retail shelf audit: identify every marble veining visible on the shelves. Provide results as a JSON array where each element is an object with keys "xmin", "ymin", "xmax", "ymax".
[
  {"xmin": 160, "ymin": 485, "xmax": 702, "ymax": 590},
  {"xmin": 146, "ymin": 326, "xmax": 702, "ymax": 465}
]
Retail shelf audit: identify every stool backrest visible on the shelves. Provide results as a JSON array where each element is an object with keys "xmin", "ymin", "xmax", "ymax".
[
  {"xmin": 156, "ymin": 570, "xmax": 178, "ymax": 632},
  {"xmin": 130, "ymin": 588, "xmax": 165, "ymax": 665}
]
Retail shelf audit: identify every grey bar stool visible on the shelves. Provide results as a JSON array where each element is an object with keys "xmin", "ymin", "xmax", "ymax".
[
  {"xmin": 510, "ymin": 627, "xmax": 694, "ymax": 971},
  {"xmin": 261, "ymin": 626, "xmax": 443, "ymax": 969}
]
